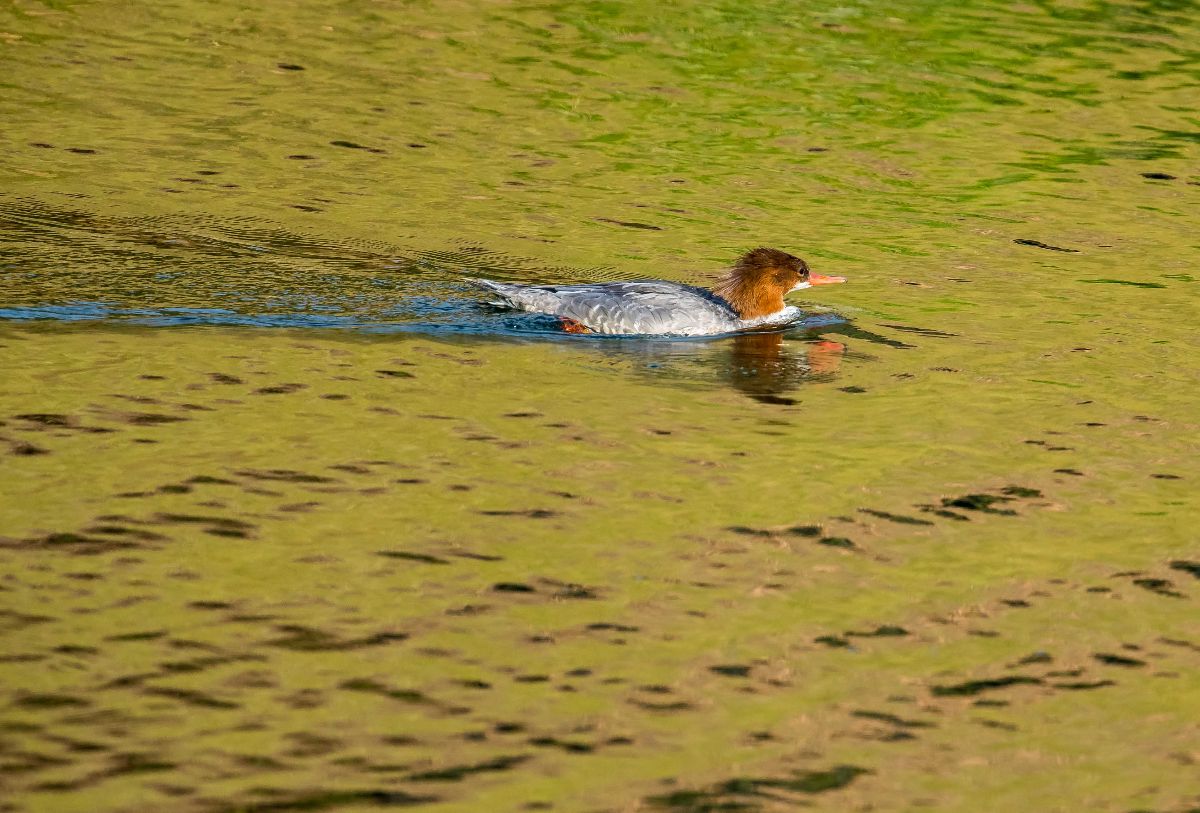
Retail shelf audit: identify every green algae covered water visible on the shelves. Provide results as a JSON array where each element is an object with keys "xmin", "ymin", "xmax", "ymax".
[{"xmin": 1, "ymin": 1, "xmax": 1198, "ymax": 811}]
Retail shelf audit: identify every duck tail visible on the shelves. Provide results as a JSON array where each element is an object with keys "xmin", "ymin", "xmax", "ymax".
[
  {"xmin": 465, "ymin": 277, "xmax": 520, "ymax": 307},
  {"xmin": 466, "ymin": 277, "xmax": 563, "ymax": 314}
]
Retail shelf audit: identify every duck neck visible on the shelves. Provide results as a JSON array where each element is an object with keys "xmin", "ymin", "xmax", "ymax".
[{"xmin": 712, "ymin": 281, "xmax": 785, "ymax": 320}]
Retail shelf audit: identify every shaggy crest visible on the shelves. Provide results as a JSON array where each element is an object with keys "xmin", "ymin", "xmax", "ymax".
[{"xmin": 711, "ymin": 248, "xmax": 809, "ymax": 319}]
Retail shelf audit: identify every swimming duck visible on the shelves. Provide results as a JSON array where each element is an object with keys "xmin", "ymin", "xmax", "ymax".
[{"xmin": 468, "ymin": 248, "xmax": 845, "ymax": 336}]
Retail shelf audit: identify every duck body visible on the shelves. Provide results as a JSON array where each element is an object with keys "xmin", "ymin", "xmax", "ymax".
[
  {"xmin": 469, "ymin": 278, "xmax": 803, "ymax": 336},
  {"xmin": 468, "ymin": 248, "xmax": 845, "ymax": 337}
]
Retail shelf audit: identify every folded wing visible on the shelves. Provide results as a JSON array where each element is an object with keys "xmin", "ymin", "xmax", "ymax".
[{"xmin": 467, "ymin": 279, "xmax": 737, "ymax": 335}]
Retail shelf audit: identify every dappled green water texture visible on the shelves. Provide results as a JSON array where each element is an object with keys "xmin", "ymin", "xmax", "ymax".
[{"xmin": 2, "ymin": 0, "xmax": 1199, "ymax": 811}]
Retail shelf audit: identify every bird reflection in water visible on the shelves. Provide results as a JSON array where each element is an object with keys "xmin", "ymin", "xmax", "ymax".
[{"xmin": 726, "ymin": 331, "xmax": 844, "ymax": 405}]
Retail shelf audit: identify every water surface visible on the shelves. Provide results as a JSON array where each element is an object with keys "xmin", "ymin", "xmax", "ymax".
[{"xmin": 1, "ymin": 1, "xmax": 1198, "ymax": 811}]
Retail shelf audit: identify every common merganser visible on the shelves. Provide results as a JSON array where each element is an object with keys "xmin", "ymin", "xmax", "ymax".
[{"xmin": 468, "ymin": 247, "xmax": 846, "ymax": 336}]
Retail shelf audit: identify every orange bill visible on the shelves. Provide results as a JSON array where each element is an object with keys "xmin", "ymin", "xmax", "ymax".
[{"xmin": 808, "ymin": 273, "xmax": 847, "ymax": 285}]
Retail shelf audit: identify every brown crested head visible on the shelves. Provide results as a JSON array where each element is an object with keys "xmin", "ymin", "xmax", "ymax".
[{"xmin": 710, "ymin": 248, "xmax": 811, "ymax": 320}]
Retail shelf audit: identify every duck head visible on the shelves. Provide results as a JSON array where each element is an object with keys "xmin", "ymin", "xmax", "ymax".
[{"xmin": 711, "ymin": 247, "xmax": 845, "ymax": 319}]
